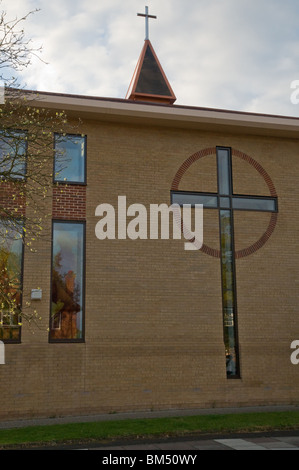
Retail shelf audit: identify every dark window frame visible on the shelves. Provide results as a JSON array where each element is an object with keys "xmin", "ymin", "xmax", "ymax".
[
  {"xmin": 53, "ymin": 133, "xmax": 87, "ymax": 185},
  {"xmin": 0, "ymin": 129, "xmax": 28, "ymax": 182},
  {"xmin": 0, "ymin": 218, "xmax": 25, "ymax": 344},
  {"xmin": 216, "ymin": 147, "xmax": 240, "ymax": 379},
  {"xmin": 171, "ymin": 190, "xmax": 278, "ymax": 213},
  {"xmin": 49, "ymin": 219, "xmax": 86, "ymax": 343}
]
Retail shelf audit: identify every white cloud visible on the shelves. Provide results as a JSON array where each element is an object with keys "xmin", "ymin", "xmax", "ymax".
[{"xmin": 1, "ymin": 0, "xmax": 299, "ymax": 116}]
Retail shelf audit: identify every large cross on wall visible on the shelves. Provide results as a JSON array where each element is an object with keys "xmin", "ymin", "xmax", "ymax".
[{"xmin": 171, "ymin": 147, "xmax": 278, "ymax": 377}]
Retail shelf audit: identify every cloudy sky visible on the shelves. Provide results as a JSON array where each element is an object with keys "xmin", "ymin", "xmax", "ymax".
[{"xmin": 3, "ymin": 0, "xmax": 299, "ymax": 117}]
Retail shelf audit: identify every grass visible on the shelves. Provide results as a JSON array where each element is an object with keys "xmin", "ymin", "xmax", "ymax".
[{"xmin": 0, "ymin": 411, "xmax": 299, "ymax": 448}]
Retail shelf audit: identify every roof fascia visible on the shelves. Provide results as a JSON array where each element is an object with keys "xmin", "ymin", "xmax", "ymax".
[{"xmin": 27, "ymin": 90, "xmax": 299, "ymax": 138}]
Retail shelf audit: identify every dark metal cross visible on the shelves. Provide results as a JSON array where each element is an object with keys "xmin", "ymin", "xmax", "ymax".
[
  {"xmin": 138, "ymin": 6, "xmax": 157, "ymax": 40},
  {"xmin": 171, "ymin": 147, "xmax": 278, "ymax": 378}
]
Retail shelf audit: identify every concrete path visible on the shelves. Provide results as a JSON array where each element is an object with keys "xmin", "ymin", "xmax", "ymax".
[
  {"xmin": 0, "ymin": 405, "xmax": 298, "ymax": 429},
  {"xmin": 80, "ymin": 433, "xmax": 299, "ymax": 451}
]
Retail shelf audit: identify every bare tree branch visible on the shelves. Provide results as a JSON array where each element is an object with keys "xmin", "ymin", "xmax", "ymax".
[
  {"xmin": 0, "ymin": 4, "xmax": 44, "ymax": 86},
  {"xmin": 0, "ymin": 5, "xmax": 74, "ymax": 333}
]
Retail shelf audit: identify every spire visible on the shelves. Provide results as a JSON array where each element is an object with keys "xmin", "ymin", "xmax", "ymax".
[{"xmin": 126, "ymin": 7, "xmax": 176, "ymax": 105}]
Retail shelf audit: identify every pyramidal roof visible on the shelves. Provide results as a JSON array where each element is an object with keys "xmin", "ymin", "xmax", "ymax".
[{"xmin": 126, "ymin": 39, "xmax": 176, "ymax": 105}]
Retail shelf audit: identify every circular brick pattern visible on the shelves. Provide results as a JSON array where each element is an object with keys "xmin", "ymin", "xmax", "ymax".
[{"xmin": 171, "ymin": 147, "xmax": 278, "ymax": 259}]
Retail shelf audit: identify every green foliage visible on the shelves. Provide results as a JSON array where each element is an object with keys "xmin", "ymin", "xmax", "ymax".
[{"xmin": 0, "ymin": 411, "xmax": 298, "ymax": 448}]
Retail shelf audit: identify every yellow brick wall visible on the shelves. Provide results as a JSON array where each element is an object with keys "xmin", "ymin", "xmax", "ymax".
[{"xmin": 0, "ymin": 117, "xmax": 298, "ymax": 420}]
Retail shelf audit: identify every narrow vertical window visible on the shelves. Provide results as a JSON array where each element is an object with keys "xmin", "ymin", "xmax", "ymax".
[
  {"xmin": 50, "ymin": 221, "xmax": 85, "ymax": 341},
  {"xmin": 54, "ymin": 134, "xmax": 86, "ymax": 183},
  {"xmin": 0, "ymin": 220, "xmax": 23, "ymax": 342},
  {"xmin": 219, "ymin": 209, "xmax": 238, "ymax": 377},
  {"xmin": 216, "ymin": 148, "xmax": 240, "ymax": 378}
]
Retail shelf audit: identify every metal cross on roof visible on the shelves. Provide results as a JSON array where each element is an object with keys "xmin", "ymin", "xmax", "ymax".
[{"xmin": 137, "ymin": 6, "xmax": 157, "ymax": 40}]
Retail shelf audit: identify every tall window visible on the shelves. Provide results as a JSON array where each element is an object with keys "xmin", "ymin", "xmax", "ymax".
[
  {"xmin": 54, "ymin": 134, "xmax": 86, "ymax": 184},
  {"xmin": 0, "ymin": 130, "xmax": 27, "ymax": 180},
  {"xmin": 50, "ymin": 221, "xmax": 85, "ymax": 341},
  {"xmin": 0, "ymin": 220, "xmax": 23, "ymax": 342}
]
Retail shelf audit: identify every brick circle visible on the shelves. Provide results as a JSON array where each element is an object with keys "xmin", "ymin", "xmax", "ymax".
[{"xmin": 171, "ymin": 147, "xmax": 278, "ymax": 259}]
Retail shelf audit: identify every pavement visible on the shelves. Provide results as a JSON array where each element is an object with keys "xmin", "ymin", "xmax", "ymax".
[
  {"xmin": 88, "ymin": 432, "xmax": 299, "ymax": 451},
  {"xmin": 1, "ymin": 405, "xmax": 299, "ymax": 451},
  {"xmin": 1, "ymin": 404, "xmax": 298, "ymax": 429}
]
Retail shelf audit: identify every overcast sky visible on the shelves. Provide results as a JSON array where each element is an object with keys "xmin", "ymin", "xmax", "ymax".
[{"xmin": 3, "ymin": 0, "xmax": 299, "ymax": 117}]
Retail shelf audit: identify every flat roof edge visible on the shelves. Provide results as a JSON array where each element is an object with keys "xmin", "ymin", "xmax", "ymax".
[{"xmin": 20, "ymin": 88, "xmax": 299, "ymax": 136}]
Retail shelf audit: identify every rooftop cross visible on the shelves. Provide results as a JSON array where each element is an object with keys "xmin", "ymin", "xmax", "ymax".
[{"xmin": 137, "ymin": 6, "xmax": 157, "ymax": 40}]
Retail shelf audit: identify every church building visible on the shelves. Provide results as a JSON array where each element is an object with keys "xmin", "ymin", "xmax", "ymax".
[{"xmin": 0, "ymin": 7, "xmax": 299, "ymax": 421}]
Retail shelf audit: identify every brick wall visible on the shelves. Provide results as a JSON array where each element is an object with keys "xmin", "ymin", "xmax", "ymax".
[
  {"xmin": 0, "ymin": 117, "xmax": 298, "ymax": 420},
  {"xmin": 0, "ymin": 181, "xmax": 26, "ymax": 218},
  {"xmin": 52, "ymin": 184, "xmax": 86, "ymax": 220}
]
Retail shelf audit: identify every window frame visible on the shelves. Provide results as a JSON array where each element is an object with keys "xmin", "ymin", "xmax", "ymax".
[
  {"xmin": 216, "ymin": 147, "xmax": 240, "ymax": 379},
  {"xmin": 0, "ymin": 218, "xmax": 25, "ymax": 343},
  {"xmin": 49, "ymin": 219, "xmax": 86, "ymax": 343},
  {"xmin": 53, "ymin": 133, "xmax": 87, "ymax": 185},
  {"xmin": 0, "ymin": 129, "xmax": 28, "ymax": 181}
]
